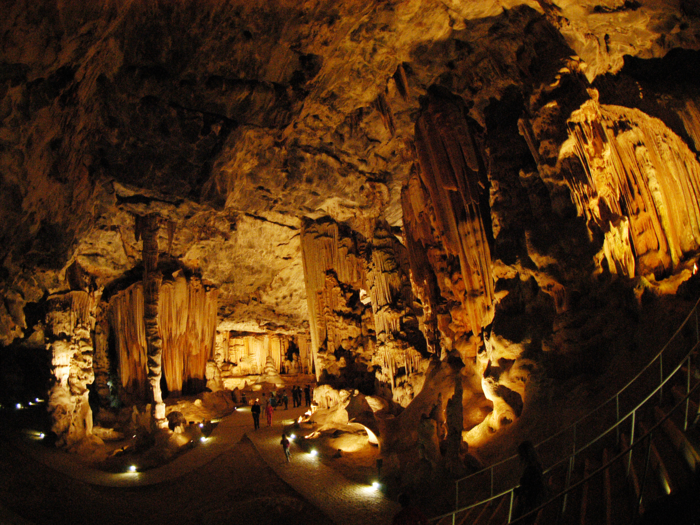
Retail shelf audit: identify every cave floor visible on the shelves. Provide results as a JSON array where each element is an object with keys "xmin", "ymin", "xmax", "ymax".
[{"xmin": 0, "ymin": 404, "xmax": 399, "ymax": 525}]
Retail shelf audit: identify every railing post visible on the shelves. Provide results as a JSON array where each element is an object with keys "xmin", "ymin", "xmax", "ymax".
[
  {"xmin": 616, "ymin": 394, "xmax": 620, "ymax": 445},
  {"xmin": 686, "ymin": 355, "xmax": 692, "ymax": 432},
  {"xmin": 627, "ymin": 410, "xmax": 636, "ymax": 476},
  {"xmin": 636, "ymin": 434, "xmax": 653, "ymax": 517},
  {"xmin": 455, "ymin": 478, "xmax": 459, "ymax": 511},
  {"xmin": 507, "ymin": 489, "xmax": 515, "ymax": 523},
  {"xmin": 659, "ymin": 353, "xmax": 664, "ymax": 403},
  {"xmin": 562, "ymin": 455, "xmax": 574, "ymax": 515}
]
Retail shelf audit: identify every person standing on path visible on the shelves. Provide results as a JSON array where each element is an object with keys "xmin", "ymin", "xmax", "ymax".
[
  {"xmin": 513, "ymin": 440, "xmax": 547, "ymax": 525},
  {"xmin": 251, "ymin": 399, "xmax": 261, "ymax": 430},
  {"xmin": 280, "ymin": 433, "xmax": 291, "ymax": 462},
  {"xmin": 282, "ymin": 390, "xmax": 289, "ymax": 410},
  {"xmin": 304, "ymin": 384, "xmax": 312, "ymax": 407},
  {"xmin": 265, "ymin": 402, "xmax": 274, "ymax": 426}
]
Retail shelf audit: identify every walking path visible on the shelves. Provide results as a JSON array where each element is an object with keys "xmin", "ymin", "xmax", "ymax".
[
  {"xmin": 247, "ymin": 407, "xmax": 399, "ymax": 525},
  {"xmin": 0, "ymin": 402, "xmax": 399, "ymax": 524}
]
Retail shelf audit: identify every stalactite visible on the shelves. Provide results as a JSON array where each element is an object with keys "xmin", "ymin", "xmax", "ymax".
[
  {"xmin": 110, "ymin": 272, "xmax": 218, "ymax": 397},
  {"xmin": 159, "ymin": 272, "xmax": 188, "ymax": 394},
  {"xmin": 224, "ymin": 333, "xmax": 289, "ymax": 375},
  {"xmin": 301, "ymin": 219, "xmax": 367, "ymax": 379},
  {"xmin": 297, "ymin": 334, "xmax": 313, "ymax": 374},
  {"xmin": 141, "ymin": 214, "xmax": 166, "ymax": 426},
  {"xmin": 184, "ymin": 278, "xmax": 218, "ymax": 389},
  {"xmin": 374, "ymin": 92, "xmax": 396, "ymax": 136},
  {"xmin": 393, "ymin": 63, "xmax": 410, "ymax": 100},
  {"xmin": 109, "ymin": 284, "xmax": 147, "ymax": 398},
  {"xmin": 677, "ymin": 99, "xmax": 700, "ymax": 153},
  {"xmin": 564, "ymin": 100, "xmax": 700, "ymax": 277},
  {"xmin": 409, "ymin": 93, "xmax": 495, "ymax": 340},
  {"xmin": 401, "ymin": 174, "xmax": 441, "ymax": 355}
]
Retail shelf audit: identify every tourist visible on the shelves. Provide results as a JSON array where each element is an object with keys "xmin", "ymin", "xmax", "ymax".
[
  {"xmin": 282, "ymin": 390, "xmax": 289, "ymax": 410},
  {"xmin": 293, "ymin": 386, "xmax": 300, "ymax": 407},
  {"xmin": 270, "ymin": 391, "xmax": 277, "ymax": 409},
  {"xmin": 304, "ymin": 384, "xmax": 312, "ymax": 407},
  {"xmin": 241, "ymin": 391, "xmax": 247, "ymax": 406},
  {"xmin": 251, "ymin": 399, "xmax": 261, "ymax": 430},
  {"xmin": 280, "ymin": 433, "xmax": 291, "ymax": 462},
  {"xmin": 513, "ymin": 441, "xmax": 547, "ymax": 524},
  {"xmin": 265, "ymin": 401, "xmax": 274, "ymax": 426}
]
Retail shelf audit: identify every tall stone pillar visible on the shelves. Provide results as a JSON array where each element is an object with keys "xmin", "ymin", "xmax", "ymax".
[
  {"xmin": 46, "ymin": 291, "xmax": 99, "ymax": 449},
  {"xmin": 139, "ymin": 214, "xmax": 166, "ymax": 427}
]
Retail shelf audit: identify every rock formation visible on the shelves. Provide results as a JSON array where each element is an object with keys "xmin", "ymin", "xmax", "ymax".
[{"xmin": 0, "ymin": 0, "xmax": 700, "ymax": 476}]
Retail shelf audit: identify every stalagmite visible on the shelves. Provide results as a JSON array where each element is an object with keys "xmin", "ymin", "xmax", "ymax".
[
  {"xmin": 138, "ymin": 214, "xmax": 166, "ymax": 427},
  {"xmin": 46, "ymin": 291, "xmax": 99, "ymax": 448}
]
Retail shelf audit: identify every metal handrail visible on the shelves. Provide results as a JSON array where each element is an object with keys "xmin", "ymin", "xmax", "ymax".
[
  {"xmin": 452, "ymin": 294, "xmax": 700, "ymax": 515},
  {"xmin": 433, "ymin": 340, "xmax": 700, "ymax": 524}
]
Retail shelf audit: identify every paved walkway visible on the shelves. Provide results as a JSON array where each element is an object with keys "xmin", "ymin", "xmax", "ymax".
[
  {"xmin": 247, "ymin": 408, "xmax": 399, "ymax": 525},
  {"xmin": 0, "ymin": 403, "xmax": 399, "ymax": 524}
]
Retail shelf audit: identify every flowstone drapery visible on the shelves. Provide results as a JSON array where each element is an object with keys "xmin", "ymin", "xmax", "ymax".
[
  {"xmin": 301, "ymin": 217, "xmax": 429, "ymax": 404},
  {"xmin": 108, "ymin": 273, "xmax": 218, "ymax": 399},
  {"xmin": 563, "ymin": 99, "xmax": 700, "ymax": 278},
  {"xmin": 403, "ymin": 91, "xmax": 494, "ymax": 360}
]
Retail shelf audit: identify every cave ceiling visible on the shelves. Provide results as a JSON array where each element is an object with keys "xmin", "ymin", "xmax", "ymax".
[{"xmin": 1, "ymin": 0, "xmax": 700, "ymax": 343}]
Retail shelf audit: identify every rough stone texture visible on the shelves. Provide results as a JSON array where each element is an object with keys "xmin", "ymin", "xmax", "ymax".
[{"xmin": 2, "ymin": 0, "xmax": 700, "ymax": 456}]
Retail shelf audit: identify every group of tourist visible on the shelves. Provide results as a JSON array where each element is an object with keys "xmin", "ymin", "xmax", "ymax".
[
  {"xmin": 247, "ymin": 384, "xmax": 314, "ymax": 431},
  {"xmin": 291, "ymin": 385, "xmax": 312, "ymax": 408}
]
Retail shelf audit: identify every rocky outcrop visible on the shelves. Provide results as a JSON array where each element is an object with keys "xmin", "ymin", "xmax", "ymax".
[{"xmin": 45, "ymin": 291, "xmax": 100, "ymax": 448}]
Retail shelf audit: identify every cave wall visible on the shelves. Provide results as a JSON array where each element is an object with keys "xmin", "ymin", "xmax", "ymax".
[{"xmin": 1, "ymin": 0, "xmax": 700, "ymax": 454}]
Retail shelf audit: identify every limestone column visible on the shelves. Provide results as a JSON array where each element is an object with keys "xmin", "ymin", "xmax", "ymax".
[
  {"xmin": 140, "ymin": 214, "xmax": 166, "ymax": 427},
  {"xmin": 46, "ymin": 291, "xmax": 98, "ymax": 448},
  {"xmin": 93, "ymin": 305, "xmax": 111, "ymax": 408}
]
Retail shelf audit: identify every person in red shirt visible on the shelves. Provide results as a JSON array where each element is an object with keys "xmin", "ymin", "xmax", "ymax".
[{"xmin": 265, "ymin": 402, "xmax": 274, "ymax": 426}]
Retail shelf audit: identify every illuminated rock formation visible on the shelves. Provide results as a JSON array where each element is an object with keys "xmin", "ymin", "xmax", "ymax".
[
  {"xmin": 563, "ymin": 99, "xmax": 700, "ymax": 278},
  {"xmin": 404, "ymin": 90, "xmax": 494, "ymax": 360},
  {"xmin": 257, "ymin": 355, "xmax": 286, "ymax": 387},
  {"xmin": 300, "ymin": 218, "xmax": 372, "ymax": 378},
  {"xmin": 1, "ymin": 0, "xmax": 700, "ymax": 474},
  {"xmin": 46, "ymin": 291, "xmax": 100, "ymax": 448},
  {"xmin": 108, "ymin": 272, "xmax": 218, "ymax": 400}
]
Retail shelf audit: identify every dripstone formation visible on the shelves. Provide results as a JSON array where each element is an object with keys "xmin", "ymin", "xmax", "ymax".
[{"xmin": 2, "ymin": 0, "xmax": 700, "ymax": 474}]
